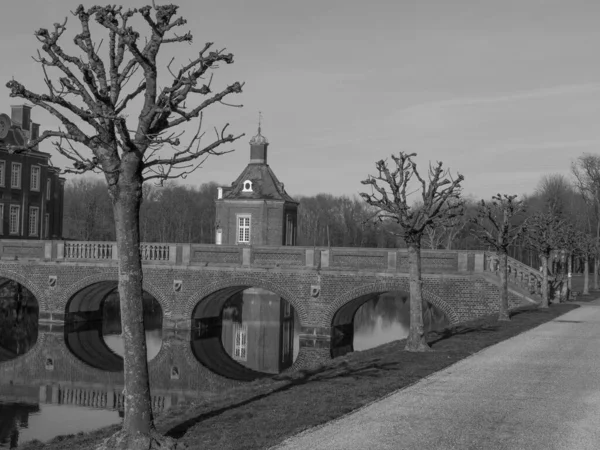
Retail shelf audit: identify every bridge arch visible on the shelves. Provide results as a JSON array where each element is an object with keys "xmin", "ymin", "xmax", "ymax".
[
  {"xmin": 63, "ymin": 276, "xmax": 166, "ymax": 372},
  {"xmin": 0, "ymin": 268, "xmax": 47, "ymax": 311},
  {"xmin": 184, "ymin": 278, "xmax": 301, "ymax": 381},
  {"xmin": 61, "ymin": 273, "xmax": 169, "ymax": 318},
  {"xmin": 182, "ymin": 276, "xmax": 305, "ymax": 324},
  {"xmin": 329, "ymin": 279, "xmax": 460, "ymax": 327}
]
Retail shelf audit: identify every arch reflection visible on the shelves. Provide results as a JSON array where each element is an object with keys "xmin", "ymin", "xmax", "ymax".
[
  {"xmin": 64, "ymin": 282, "xmax": 163, "ymax": 371},
  {"xmin": 191, "ymin": 287, "xmax": 299, "ymax": 380}
]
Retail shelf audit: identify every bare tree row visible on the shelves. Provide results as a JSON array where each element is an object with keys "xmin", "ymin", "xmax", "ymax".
[{"xmin": 64, "ymin": 178, "xmax": 218, "ymax": 243}]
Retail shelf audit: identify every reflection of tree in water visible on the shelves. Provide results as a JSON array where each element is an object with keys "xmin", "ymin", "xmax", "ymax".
[
  {"xmin": 354, "ymin": 292, "xmax": 448, "ymax": 336},
  {"xmin": 0, "ymin": 402, "xmax": 40, "ymax": 449},
  {"xmin": 0, "ymin": 280, "xmax": 38, "ymax": 360}
]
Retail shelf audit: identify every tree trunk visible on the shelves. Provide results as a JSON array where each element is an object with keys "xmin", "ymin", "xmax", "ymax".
[
  {"xmin": 540, "ymin": 254, "xmax": 549, "ymax": 308},
  {"xmin": 584, "ymin": 257, "xmax": 590, "ymax": 295},
  {"xmin": 498, "ymin": 251, "xmax": 510, "ymax": 321},
  {"xmin": 97, "ymin": 167, "xmax": 182, "ymax": 449},
  {"xmin": 595, "ymin": 257, "xmax": 599, "ymax": 290},
  {"xmin": 405, "ymin": 240, "xmax": 430, "ymax": 352},
  {"xmin": 114, "ymin": 181, "xmax": 154, "ymax": 431},
  {"xmin": 566, "ymin": 254, "xmax": 572, "ymax": 302}
]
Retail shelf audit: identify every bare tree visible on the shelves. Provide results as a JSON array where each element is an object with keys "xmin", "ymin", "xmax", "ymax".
[
  {"xmin": 64, "ymin": 178, "xmax": 115, "ymax": 240},
  {"xmin": 525, "ymin": 212, "xmax": 567, "ymax": 308},
  {"xmin": 442, "ymin": 198, "xmax": 475, "ymax": 249},
  {"xmin": 535, "ymin": 173, "xmax": 573, "ymax": 216},
  {"xmin": 360, "ymin": 152, "xmax": 464, "ymax": 351},
  {"xmin": 470, "ymin": 194, "xmax": 527, "ymax": 320},
  {"xmin": 573, "ymin": 230, "xmax": 596, "ymax": 295},
  {"xmin": 572, "ymin": 154, "xmax": 600, "ymax": 290},
  {"xmin": 6, "ymin": 4, "xmax": 243, "ymax": 449}
]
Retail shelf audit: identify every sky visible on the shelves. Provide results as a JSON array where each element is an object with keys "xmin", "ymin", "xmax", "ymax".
[{"xmin": 0, "ymin": 0, "xmax": 599, "ymax": 200}]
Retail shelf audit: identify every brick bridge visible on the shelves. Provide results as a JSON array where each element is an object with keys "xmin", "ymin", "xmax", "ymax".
[{"xmin": 0, "ymin": 239, "xmax": 543, "ymax": 376}]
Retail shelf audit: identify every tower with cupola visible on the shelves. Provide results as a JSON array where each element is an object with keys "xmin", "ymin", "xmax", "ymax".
[{"xmin": 215, "ymin": 121, "xmax": 298, "ymax": 246}]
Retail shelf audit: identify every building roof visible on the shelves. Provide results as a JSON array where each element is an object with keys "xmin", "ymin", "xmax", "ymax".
[{"xmin": 223, "ymin": 162, "xmax": 298, "ymax": 203}]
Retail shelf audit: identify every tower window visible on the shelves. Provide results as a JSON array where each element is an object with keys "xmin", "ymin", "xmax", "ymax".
[
  {"xmin": 237, "ymin": 215, "xmax": 251, "ymax": 243},
  {"xmin": 242, "ymin": 180, "xmax": 253, "ymax": 192}
]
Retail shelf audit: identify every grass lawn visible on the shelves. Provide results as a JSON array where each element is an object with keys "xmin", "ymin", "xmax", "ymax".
[{"xmin": 20, "ymin": 302, "xmax": 583, "ymax": 450}]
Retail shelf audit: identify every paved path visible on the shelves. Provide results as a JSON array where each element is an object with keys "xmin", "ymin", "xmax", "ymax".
[{"xmin": 274, "ymin": 301, "xmax": 600, "ymax": 450}]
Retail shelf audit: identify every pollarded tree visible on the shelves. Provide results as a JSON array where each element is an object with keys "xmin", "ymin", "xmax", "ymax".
[
  {"xmin": 525, "ymin": 212, "xmax": 567, "ymax": 308},
  {"xmin": 572, "ymin": 154, "xmax": 600, "ymax": 289},
  {"xmin": 360, "ymin": 152, "xmax": 464, "ymax": 351},
  {"xmin": 574, "ymin": 230, "xmax": 596, "ymax": 295},
  {"xmin": 470, "ymin": 194, "xmax": 527, "ymax": 321},
  {"xmin": 6, "ymin": 4, "xmax": 243, "ymax": 449}
]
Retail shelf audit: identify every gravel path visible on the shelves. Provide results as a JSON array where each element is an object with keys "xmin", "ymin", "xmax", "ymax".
[{"xmin": 274, "ymin": 301, "xmax": 600, "ymax": 450}]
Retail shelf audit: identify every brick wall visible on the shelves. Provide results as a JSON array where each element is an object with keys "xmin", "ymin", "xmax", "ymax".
[{"xmin": 0, "ymin": 245, "xmax": 538, "ymax": 375}]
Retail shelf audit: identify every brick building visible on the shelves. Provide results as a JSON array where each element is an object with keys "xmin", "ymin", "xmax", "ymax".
[
  {"xmin": 214, "ymin": 125, "xmax": 298, "ymax": 246},
  {"xmin": 0, "ymin": 105, "xmax": 65, "ymax": 239},
  {"xmin": 214, "ymin": 124, "xmax": 298, "ymax": 373}
]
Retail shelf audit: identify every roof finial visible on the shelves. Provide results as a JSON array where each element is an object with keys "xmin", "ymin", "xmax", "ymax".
[{"xmin": 249, "ymin": 111, "xmax": 268, "ymax": 146}]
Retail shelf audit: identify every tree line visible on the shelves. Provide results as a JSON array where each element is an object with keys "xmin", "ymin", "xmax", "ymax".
[{"xmin": 63, "ymin": 159, "xmax": 597, "ymax": 264}]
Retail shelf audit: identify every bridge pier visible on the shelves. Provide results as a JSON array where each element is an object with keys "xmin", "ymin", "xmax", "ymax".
[
  {"xmin": 293, "ymin": 326, "xmax": 333, "ymax": 369},
  {"xmin": 39, "ymin": 311, "xmax": 66, "ymax": 325}
]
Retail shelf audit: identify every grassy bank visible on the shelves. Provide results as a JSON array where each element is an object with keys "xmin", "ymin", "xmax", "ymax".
[{"xmin": 20, "ymin": 302, "xmax": 581, "ymax": 450}]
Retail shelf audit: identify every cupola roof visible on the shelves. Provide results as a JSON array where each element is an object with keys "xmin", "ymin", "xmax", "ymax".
[{"xmin": 249, "ymin": 126, "xmax": 268, "ymax": 146}]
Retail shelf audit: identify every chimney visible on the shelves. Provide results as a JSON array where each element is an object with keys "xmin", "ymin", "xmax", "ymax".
[
  {"xmin": 30, "ymin": 123, "xmax": 40, "ymax": 150},
  {"xmin": 11, "ymin": 105, "xmax": 31, "ymax": 132},
  {"xmin": 30, "ymin": 123, "xmax": 39, "ymax": 141}
]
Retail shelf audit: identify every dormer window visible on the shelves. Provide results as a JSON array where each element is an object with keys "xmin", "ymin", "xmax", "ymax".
[{"xmin": 242, "ymin": 180, "xmax": 253, "ymax": 192}]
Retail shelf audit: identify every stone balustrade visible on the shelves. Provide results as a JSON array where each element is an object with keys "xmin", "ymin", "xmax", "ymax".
[
  {"xmin": 0, "ymin": 239, "xmax": 494, "ymax": 273},
  {"xmin": 64, "ymin": 241, "xmax": 114, "ymax": 260},
  {"xmin": 484, "ymin": 252, "xmax": 543, "ymax": 296},
  {"xmin": 0, "ymin": 240, "xmax": 549, "ymax": 294}
]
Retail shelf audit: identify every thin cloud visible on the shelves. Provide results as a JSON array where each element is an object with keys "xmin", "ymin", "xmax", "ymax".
[
  {"xmin": 481, "ymin": 139, "xmax": 600, "ymax": 153},
  {"xmin": 397, "ymin": 83, "xmax": 600, "ymax": 114}
]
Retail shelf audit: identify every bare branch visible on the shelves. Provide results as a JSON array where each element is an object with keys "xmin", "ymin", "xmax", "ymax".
[{"xmin": 359, "ymin": 152, "xmax": 464, "ymax": 244}]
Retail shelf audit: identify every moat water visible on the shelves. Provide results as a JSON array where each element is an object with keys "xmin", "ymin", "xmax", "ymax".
[{"xmin": 0, "ymin": 281, "xmax": 448, "ymax": 448}]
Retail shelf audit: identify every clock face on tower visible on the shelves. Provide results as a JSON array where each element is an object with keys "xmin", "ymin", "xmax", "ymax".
[{"xmin": 0, "ymin": 114, "xmax": 10, "ymax": 140}]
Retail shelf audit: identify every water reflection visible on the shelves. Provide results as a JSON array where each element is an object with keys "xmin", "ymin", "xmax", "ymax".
[
  {"xmin": 220, "ymin": 288, "xmax": 296, "ymax": 374},
  {"xmin": 101, "ymin": 293, "xmax": 163, "ymax": 362},
  {"xmin": 0, "ymin": 403, "xmax": 39, "ymax": 449},
  {"xmin": 337, "ymin": 292, "xmax": 449, "ymax": 356},
  {"xmin": 104, "ymin": 330, "xmax": 163, "ymax": 361},
  {"xmin": 0, "ymin": 283, "xmax": 450, "ymax": 448},
  {"xmin": 0, "ymin": 280, "xmax": 38, "ymax": 363}
]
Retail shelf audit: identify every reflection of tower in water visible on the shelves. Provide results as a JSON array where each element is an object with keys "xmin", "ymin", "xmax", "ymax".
[{"xmin": 222, "ymin": 288, "xmax": 295, "ymax": 374}]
